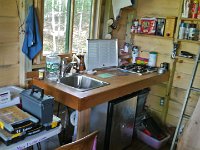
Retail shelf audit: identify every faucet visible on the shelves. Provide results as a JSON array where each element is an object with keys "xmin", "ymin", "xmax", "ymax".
[{"xmin": 60, "ymin": 54, "xmax": 81, "ymax": 78}]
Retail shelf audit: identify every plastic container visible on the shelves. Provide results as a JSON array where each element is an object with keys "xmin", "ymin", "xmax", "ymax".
[
  {"xmin": 148, "ymin": 52, "xmax": 157, "ymax": 67},
  {"xmin": 46, "ymin": 53, "xmax": 61, "ymax": 81},
  {"xmin": 137, "ymin": 129, "xmax": 170, "ymax": 149},
  {"xmin": 178, "ymin": 23, "xmax": 186, "ymax": 39},
  {"xmin": 0, "ymin": 86, "xmax": 24, "ymax": 109},
  {"xmin": 188, "ymin": 24, "xmax": 197, "ymax": 40},
  {"xmin": 132, "ymin": 46, "xmax": 139, "ymax": 63}
]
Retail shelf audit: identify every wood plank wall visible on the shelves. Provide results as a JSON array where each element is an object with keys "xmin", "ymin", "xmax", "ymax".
[
  {"xmin": 112, "ymin": 0, "xmax": 200, "ymax": 126},
  {"xmin": 136, "ymin": 0, "xmax": 181, "ymax": 125},
  {"xmin": 0, "ymin": 0, "xmax": 19, "ymax": 86}
]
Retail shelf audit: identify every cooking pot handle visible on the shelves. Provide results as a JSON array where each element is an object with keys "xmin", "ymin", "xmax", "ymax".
[{"xmin": 31, "ymin": 85, "xmax": 44, "ymax": 98}]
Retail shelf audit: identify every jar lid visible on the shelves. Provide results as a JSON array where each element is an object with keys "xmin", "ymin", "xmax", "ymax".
[
  {"xmin": 149, "ymin": 51, "xmax": 157, "ymax": 54},
  {"xmin": 38, "ymin": 69, "xmax": 45, "ymax": 72},
  {"xmin": 180, "ymin": 23, "xmax": 186, "ymax": 27},
  {"xmin": 189, "ymin": 24, "xmax": 197, "ymax": 28}
]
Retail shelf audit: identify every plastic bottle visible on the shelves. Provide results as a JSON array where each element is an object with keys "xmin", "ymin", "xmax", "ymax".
[
  {"xmin": 132, "ymin": 46, "xmax": 139, "ymax": 63},
  {"xmin": 79, "ymin": 55, "xmax": 85, "ymax": 72},
  {"xmin": 189, "ymin": 24, "xmax": 197, "ymax": 40},
  {"xmin": 148, "ymin": 52, "xmax": 157, "ymax": 67},
  {"xmin": 178, "ymin": 23, "xmax": 186, "ymax": 39},
  {"xmin": 184, "ymin": 23, "xmax": 190, "ymax": 39},
  {"xmin": 46, "ymin": 53, "xmax": 61, "ymax": 81}
]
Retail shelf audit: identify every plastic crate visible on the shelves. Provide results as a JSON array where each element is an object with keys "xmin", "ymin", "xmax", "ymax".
[
  {"xmin": 136, "ymin": 128, "xmax": 170, "ymax": 149},
  {"xmin": 0, "ymin": 86, "xmax": 24, "ymax": 109}
]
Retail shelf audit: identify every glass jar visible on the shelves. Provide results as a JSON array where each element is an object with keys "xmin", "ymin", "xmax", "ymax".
[{"xmin": 46, "ymin": 54, "xmax": 61, "ymax": 81}]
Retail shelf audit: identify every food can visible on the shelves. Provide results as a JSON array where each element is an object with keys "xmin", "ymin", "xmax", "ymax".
[{"xmin": 148, "ymin": 52, "xmax": 157, "ymax": 67}]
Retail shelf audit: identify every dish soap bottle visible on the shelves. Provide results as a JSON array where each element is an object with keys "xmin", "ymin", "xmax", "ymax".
[
  {"xmin": 79, "ymin": 54, "xmax": 86, "ymax": 72},
  {"xmin": 46, "ymin": 53, "xmax": 60, "ymax": 81}
]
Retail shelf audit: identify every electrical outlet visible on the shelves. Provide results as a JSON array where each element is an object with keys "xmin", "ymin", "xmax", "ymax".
[{"xmin": 160, "ymin": 97, "xmax": 165, "ymax": 106}]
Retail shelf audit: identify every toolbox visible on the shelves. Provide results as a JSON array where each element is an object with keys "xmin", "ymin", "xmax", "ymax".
[
  {"xmin": 20, "ymin": 85, "xmax": 54, "ymax": 126},
  {"xmin": 0, "ymin": 128, "xmax": 26, "ymax": 146},
  {"xmin": 0, "ymin": 106, "xmax": 39, "ymax": 134}
]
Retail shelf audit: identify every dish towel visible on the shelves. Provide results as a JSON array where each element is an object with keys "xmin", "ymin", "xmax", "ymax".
[{"xmin": 22, "ymin": 5, "xmax": 42, "ymax": 60}]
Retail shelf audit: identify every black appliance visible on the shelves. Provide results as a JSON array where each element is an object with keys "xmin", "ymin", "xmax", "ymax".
[{"xmin": 90, "ymin": 88, "xmax": 150, "ymax": 150}]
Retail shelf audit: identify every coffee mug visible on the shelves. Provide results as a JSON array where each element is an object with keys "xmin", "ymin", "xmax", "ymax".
[{"xmin": 160, "ymin": 62, "xmax": 169, "ymax": 70}]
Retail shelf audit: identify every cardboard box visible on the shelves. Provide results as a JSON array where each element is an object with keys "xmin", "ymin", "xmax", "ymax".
[
  {"xmin": 141, "ymin": 18, "xmax": 157, "ymax": 35},
  {"xmin": 164, "ymin": 17, "xmax": 177, "ymax": 38}
]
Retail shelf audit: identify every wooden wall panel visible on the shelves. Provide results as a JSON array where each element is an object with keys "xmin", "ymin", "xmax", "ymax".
[
  {"xmin": 170, "ymin": 87, "xmax": 199, "ymax": 107},
  {"xmin": 166, "ymin": 114, "xmax": 188, "ymax": 126},
  {"xmin": 149, "ymin": 84, "xmax": 167, "ymax": 97},
  {"xmin": 0, "ymin": 0, "xmax": 18, "ymax": 17},
  {"xmin": 0, "ymin": 0, "xmax": 19, "ymax": 86},
  {"xmin": 112, "ymin": 7, "xmax": 136, "ymax": 49},
  {"xmin": 167, "ymin": 101, "xmax": 195, "ymax": 117},
  {"xmin": 178, "ymin": 42, "xmax": 199, "ymax": 55},
  {"xmin": 176, "ymin": 58, "xmax": 200, "ymax": 75},
  {"xmin": 0, "ymin": 17, "xmax": 19, "ymax": 43},
  {"xmin": 0, "ymin": 65, "xmax": 19, "ymax": 86},
  {"xmin": 134, "ymin": 35, "xmax": 173, "ymax": 55},
  {"xmin": 173, "ymin": 72, "xmax": 200, "ymax": 89},
  {"xmin": 0, "ymin": 43, "xmax": 19, "ymax": 65},
  {"xmin": 146, "ymin": 95, "xmax": 163, "ymax": 112},
  {"xmin": 137, "ymin": 0, "xmax": 181, "ymax": 18}
]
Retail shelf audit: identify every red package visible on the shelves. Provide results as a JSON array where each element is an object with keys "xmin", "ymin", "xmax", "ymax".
[
  {"xmin": 141, "ymin": 18, "xmax": 157, "ymax": 35},
  {"xmin": 197, "ymin": 6, "xmax": 200, "ymax": 19}
]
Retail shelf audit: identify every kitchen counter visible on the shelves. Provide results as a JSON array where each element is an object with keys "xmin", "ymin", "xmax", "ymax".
[
  {"xmin": 32, "ymin": 69, "xmax": 169, "ymax": 139},
  {"xmin": 33, "ymin": 70, "xmax": 169, "ymax": 111}
]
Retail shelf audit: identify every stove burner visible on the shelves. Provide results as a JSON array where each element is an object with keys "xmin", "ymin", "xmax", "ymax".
[{"xmin": 119, "ymin": 64, "xmax": 157, "ymax": 75}]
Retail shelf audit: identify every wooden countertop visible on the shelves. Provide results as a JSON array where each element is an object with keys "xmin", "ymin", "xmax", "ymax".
[{"xmin": 33, "ymin": 70, "xmax": 169, "ymax": 111}]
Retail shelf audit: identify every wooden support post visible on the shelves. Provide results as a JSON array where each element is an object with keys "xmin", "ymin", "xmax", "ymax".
[
  {"xmin": 76, "ymin": 109, "xmax": 91, "ymax": 139},
  {"xmin": 102, "ymin": 0, "xmax": 112, "ymax": 38}
]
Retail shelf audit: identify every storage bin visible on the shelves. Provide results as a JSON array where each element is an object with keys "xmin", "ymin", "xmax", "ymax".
[
  {"xmin": 0, "ymin": 86, "xmax": 24, "ymax": 109},
  {"xmin": 136, "ymin": 128, "xmax": 170, "ymax": 149}
]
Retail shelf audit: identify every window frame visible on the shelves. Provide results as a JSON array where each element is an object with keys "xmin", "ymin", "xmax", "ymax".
[{"xmin": 43, "ymin": 0, "xmax": 96, "ymax": 55}]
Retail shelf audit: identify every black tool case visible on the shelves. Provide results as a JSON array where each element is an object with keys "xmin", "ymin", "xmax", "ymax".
[
  {"xmin": 20, "ymin": 85, "xmax": 54, "ymax": 126},
  {"xmin": 0, "ymin": 128, "xmax": 26, "ymax": 146}
]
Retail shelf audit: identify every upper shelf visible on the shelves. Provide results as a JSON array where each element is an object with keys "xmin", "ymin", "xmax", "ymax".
[
  {"xmin": 180, "ymin": 18, "xmax": 200, "ymax": 21},
  {"xmin": 177, "ymin": 39, "xmax": 200, "ymax": 44},
  {"xmin": 132, "ymin": 33, "xmax": 173, "ymax": 40}
]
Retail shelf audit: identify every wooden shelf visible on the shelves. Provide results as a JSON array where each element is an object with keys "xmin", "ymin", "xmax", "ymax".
[
  {"xmin": 177, "ymin": 39, "xmax": 200, "ymax": 44},
  {"xmin": 32, "ymin": 63, "xmax": 46, "ymax": 69},
  {"xmin": 132, "ymin": 33, "xmax": 173, "ymax": 40},
  {"xmin": 180, "ymin": 18, "xmax": 200, "ymax": 21}
]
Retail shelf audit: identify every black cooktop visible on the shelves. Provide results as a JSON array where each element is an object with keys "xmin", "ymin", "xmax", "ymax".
[{"xmin": 119, "ymin": 64, "xmax": 158, "ymax": 75}]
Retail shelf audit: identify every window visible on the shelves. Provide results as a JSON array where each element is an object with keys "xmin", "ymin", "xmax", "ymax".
[
  {"xmin": 43, "ymin": 0, "xmax": 93, "ymax": 55},
  {"xmin": 72, "ymin": 0, "xmax": 92, "ymax": 53},
  {"xmin": 43, "ymin": 0, "xmax": 70, "ymax": 55}
]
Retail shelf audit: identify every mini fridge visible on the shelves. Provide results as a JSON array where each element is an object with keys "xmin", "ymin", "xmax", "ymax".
[{"xmin": 90, "ymin": 88, "xmax": 150, "ymax": 150}]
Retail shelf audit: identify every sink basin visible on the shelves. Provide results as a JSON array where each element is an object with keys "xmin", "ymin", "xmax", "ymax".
[{"xmin": 59, "ymin": 74, "xmax": 109, "ymax": 92}]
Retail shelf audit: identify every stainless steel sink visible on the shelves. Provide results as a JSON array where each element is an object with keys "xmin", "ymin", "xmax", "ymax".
[{"xmin": 59, "ymin": 74, "xmax": 109, "ymax": 92}]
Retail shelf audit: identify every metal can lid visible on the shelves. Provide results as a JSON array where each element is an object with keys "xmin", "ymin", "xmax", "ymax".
[
  {"xmin": 149, "ymin": 51, "xmax": 157, "ymax": 54},
  {"xmin": 180, "ymin": 23, "xmax": 186, "ymax": 27},
  {"xmin": 38, "ymin": 69, "xmax": 45, "ymax": 72},
  {"xmin": 189, "ymin": 24, "xmax": 197, "ymax": 28}
]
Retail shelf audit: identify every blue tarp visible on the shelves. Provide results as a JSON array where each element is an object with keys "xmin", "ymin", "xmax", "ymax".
[{"xmin": 22, "ymin": 5, "xmax": 42, "ymax": 60}]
